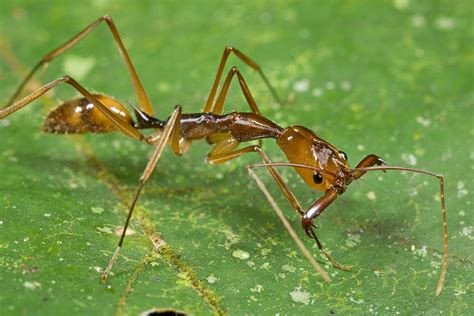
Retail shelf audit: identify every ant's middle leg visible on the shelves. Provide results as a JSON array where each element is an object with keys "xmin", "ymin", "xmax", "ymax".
[
  {"xmin": 206, "ymin": 67, "xmax": 267, "ymax": 147},
  {"xmin": 101, "ymin": 105, "xmax": 182, "ymax": 281},
  {"xmin": 203, "ymin": 46, "xmax": 283, "ymax": 112},
  {"xmin": 210, "ymin": 66, "xmax": 260, "ymax": 115}
]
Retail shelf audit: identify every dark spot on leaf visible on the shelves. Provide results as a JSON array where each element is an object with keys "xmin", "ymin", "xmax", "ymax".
[
  {"xmin": 26, "ymin": 266, "xmax": 39, "ymax": 273},
  {"xmin": 141, "ymin": 308, "xmax": 188, "ymax": 316}
]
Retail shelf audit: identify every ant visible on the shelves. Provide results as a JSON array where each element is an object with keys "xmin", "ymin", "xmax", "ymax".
[{"xmin": 0, "ymin": 15, "xmax": 448, "ymax": 295}]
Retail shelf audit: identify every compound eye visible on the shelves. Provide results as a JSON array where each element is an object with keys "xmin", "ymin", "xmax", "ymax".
[
  {"xmin": 340, "ymin": 151, "xmax": 348, "ymax": 160},
  {"xmin": 313, "ymin": 172, "xmax": 323, "ymax": 184}
]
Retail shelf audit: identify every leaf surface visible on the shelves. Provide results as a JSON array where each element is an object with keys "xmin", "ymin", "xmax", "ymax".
[{"xmin": 0, "ymin": 1, "xmax": 472, "ymax": 314}]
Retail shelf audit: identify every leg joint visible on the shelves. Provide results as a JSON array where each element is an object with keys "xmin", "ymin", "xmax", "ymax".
[{"xmin": 253, "ymin": 145, "xmax": 263, "ymax": 155}]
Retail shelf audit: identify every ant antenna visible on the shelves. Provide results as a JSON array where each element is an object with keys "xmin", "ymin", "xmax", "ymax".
[
  {"xmin": 350, "ymin": 166, "xmax": 447, "ymax": 296},
  {"xmin": 249, "ymin": 162, "xmax": 338, "ymax": 178},
  {"xmin": 249, "ymin": 162, "xmax": 447, "ymax": 295}
]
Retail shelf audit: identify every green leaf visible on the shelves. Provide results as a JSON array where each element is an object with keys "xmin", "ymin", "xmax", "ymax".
[{"xmin": 0, "ymin": 1, "xmax": 472, "ymax": 315}]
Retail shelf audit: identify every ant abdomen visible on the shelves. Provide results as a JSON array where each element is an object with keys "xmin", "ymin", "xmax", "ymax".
[{"xmin": 42, "ymin": 94, "xmax": 133, "ymax": 134}]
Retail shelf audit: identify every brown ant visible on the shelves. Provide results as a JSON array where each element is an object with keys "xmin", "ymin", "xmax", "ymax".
[{"xmin": 0, "ymin": 15, "xmax": 448, "ymax": 295}]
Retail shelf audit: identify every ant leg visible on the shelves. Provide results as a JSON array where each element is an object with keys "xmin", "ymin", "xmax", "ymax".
[
  {"xmin": 247, "ymin": 167, "xmax": 330, "ymax": 282},
  {"xmin": 169, "ymin": 108, "xmax": 192, "ymax": 156},
  {"xmin": 211, "ymin": 66, "xmax": 260, "ymax": 115},
  {"xmin": 146, "ymin": 107, "xmax": 190, "ymax": 156},
  {"xmin": 206, "ymin": 132, "xmax": 240, "ymax": 157},
  {"xmin": 207, "ymin": 143, "xmax": 337, "ymax": 278},
  {"xmin": 5, "ymin": 15, "xmax": 153, "ymax": 116},
  {"xmin": 203, "ymin": 45, "xmax": 283, "ymax": 112},
  {"xmin": 208, "ymin": 66, "xmax": 266, "ymax": 147},
  {"xmin": 351, "ymin": 165, "xmax": 448, "ymax": 295},
  {"xmin": 208, "ymin": 144, "xmax": 351, "ymax": 271},
  {"xmin": 101, "ymin": 106, "xmax": 182, "ymax": 282},
  {"xmin": 301, "ymin": 191, "xmax": 353, "ymax": 271},
  {"xmin": 0, "ymin": 76, "xmax": 145, "ymax": 141},
  {"xmin": 207, "ymin": 144, "xmax": 303, "ymax": 216}
]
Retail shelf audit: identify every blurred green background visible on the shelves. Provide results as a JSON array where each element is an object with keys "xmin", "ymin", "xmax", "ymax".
[{"xmin": 0, "ymin": 0, "xmax": 472, "ymax": 315}]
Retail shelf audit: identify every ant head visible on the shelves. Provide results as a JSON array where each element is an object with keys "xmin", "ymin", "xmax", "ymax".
[{"xmin": 277, "ymin": 125, "xmax": 352, "ymax": 193}]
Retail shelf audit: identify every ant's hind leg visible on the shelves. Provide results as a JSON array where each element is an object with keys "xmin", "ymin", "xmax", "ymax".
[
  {"xmin": 0, "ymin": 76, "xmax": 145, "ymax": 141},
  {"xmin": 4, "ymin": 15, "xmax": 153, "ymax": 116}
]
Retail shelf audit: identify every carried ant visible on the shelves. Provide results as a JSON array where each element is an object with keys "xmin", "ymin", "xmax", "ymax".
[{"xmin": 0, "ymin": 15, "xmax": 448, "ymax": 295}]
